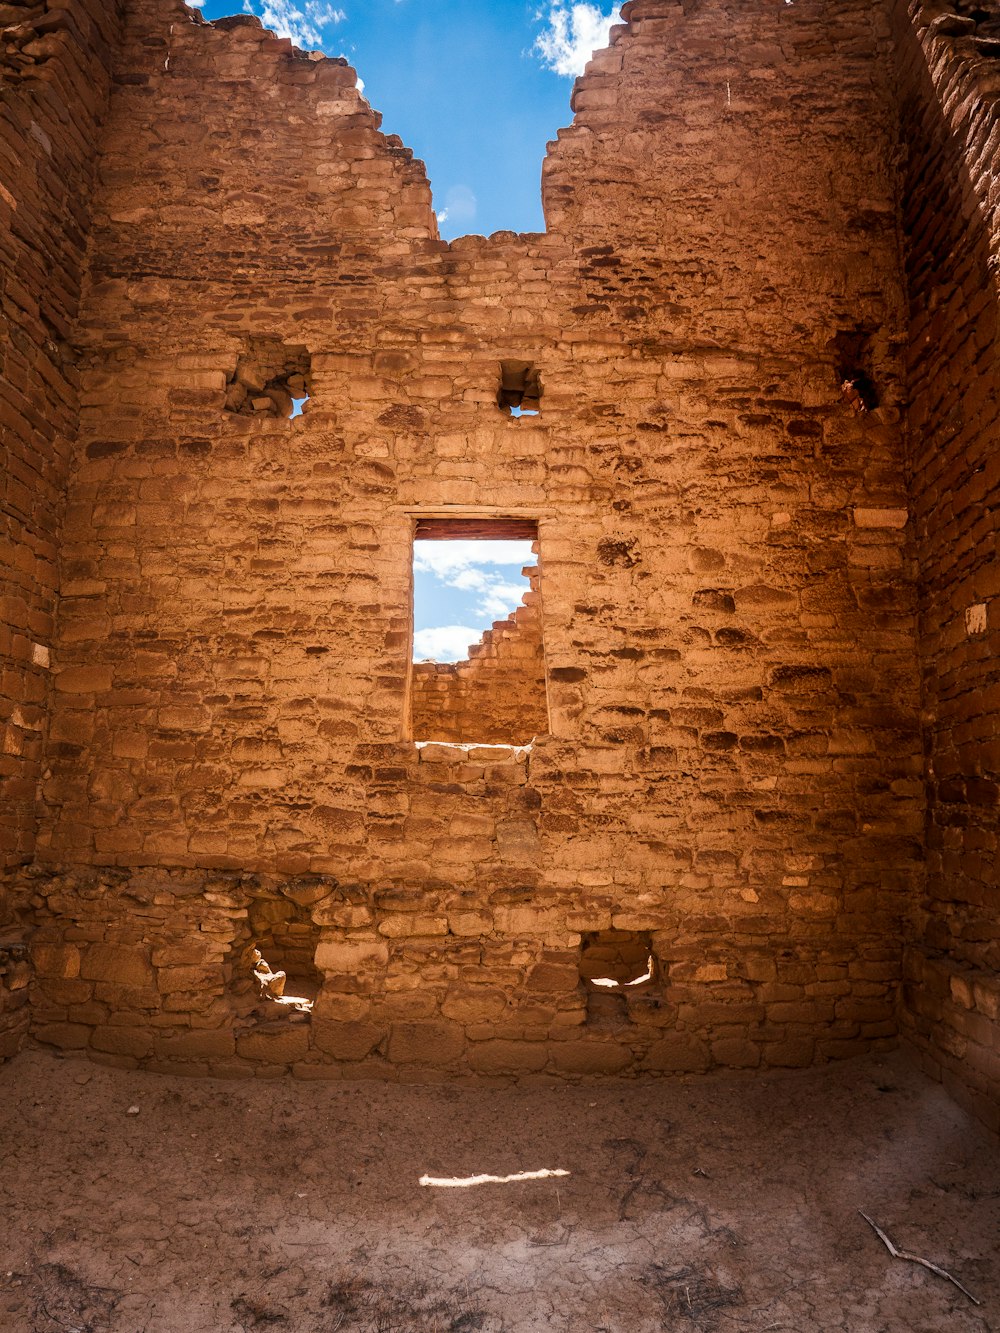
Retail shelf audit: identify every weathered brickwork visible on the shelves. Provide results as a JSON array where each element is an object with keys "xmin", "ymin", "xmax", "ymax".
[
  {"xmin": 0, "ymin": 0, "xmax": 993, "ymax": 1108},
  {"xmin": 12, "ymin": 858, "xmax": 908, "ymax": 1078},
  {"xmin": 0, "ymin": 0, "xmax": 122, "ymax": 1053},
  {"xmin": 895, "ymin": 0, "xmax": 1000, "ymax": 1132},
  {"xmin": 4, "ymin": 0, "xmax": 921, "ymax": 1079},
  {"xmin": 410, "ymin": 567, "xmax": 547, "ymax": 744}
]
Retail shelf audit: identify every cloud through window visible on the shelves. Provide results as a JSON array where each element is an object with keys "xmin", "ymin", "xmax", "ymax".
[{"xmin": 413, "ymin": 539, "xmax": 535, "ymax": 663}]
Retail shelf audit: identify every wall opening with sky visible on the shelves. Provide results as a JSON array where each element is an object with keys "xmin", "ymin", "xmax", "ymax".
[{"xmin": 193, "ymin": 0, "xmax": 618, "ymax": 238}]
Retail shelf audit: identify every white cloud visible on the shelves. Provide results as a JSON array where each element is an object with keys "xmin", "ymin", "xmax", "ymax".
[
  {"xmin": 534, "ymin": 3, "xmax": 616, "ymax": 77},
  {"xmin": 441, "ymin": 567, "xmax": 524, "ymax": 617},
  {"xmin": 414, "ymin": 625, "xmax": 483, "ymax": 663},
  {"xmin": 449, "ymin": 567, "xmax": 490, "ymax": 591},
  {"xmin": 413, "ymin": 540, "xmax": 535, "ymax": 658},
  {"xmin": 479, "ymin": 583, "xmax": 527, "ymax": 619},
  {"xmin": 242, "ymin": 0, "xmax": 346, "ymax": 49},
  {"xmin": 414, "ymin": 541, "xmax": 534, "ymax": 578},
  {"xmin": 436, "ymin": 208, "xmax": 449, "ymax": 225}
]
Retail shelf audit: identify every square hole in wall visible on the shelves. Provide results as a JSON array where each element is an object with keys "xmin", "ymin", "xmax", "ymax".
[
  {"xmin": 409, "ymin": 516, "xmax": 548, "ymax": 745},
  {"xmin": 497, "ymin": 360, "xmax": 541, "ymax": 416},
  {"xmin": 224, "ymin": 336, "xmax": 311, "ymax": 419},
  {"xmin": 228, "ymin": 896, "xmax": 321, "ymax": 1019},
  {"xmin": 580, "ymin": 930, "xmax": 655, "ymax": 1025}
]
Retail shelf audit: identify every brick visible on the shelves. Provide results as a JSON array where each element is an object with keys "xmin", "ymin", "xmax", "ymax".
[
  {"xmin": 312, "ymin": 1020, "xmax": 385, "ymax": 1060},
  {"xmin": 80, "ymin": 945, "xmax": 154, "ymax": 989},
  {"xmin": 91, "ymin": 1026, "xmax": 155, "ymax": 1059},
  {"xmin": 314, "ymin": 939, "xmax": 388, "ymax": 972},
  {"xmin": 467, "ymin": 1039, "xmax": 548, "ymax": 1074},
  {"xmin": 156, "ymin": 1030, "xmax": 237, "ymax": 1060},
  {"xmin": 236, "ymin": 1027, "xmax": 311, "ymax": 1064},
  {"xmin": 387, "ymin": 1022, "xmax": 465, "ymax": 1066},
  {"xmin": 548, "ymin": 1040, "xmax": 631, "ymax": 1075},
  {"xmin": 31, "ymin": 944, "xmax": 80, "ymax": 979},
  {"xmin": 711, "ymin": 1038, "xmax": 761, "ymax": 1069}
]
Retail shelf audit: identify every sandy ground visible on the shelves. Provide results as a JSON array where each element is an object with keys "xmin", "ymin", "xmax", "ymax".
[{"xmin": 0, "ymin": 1047, "xmax": 996, "ymax": 1333}]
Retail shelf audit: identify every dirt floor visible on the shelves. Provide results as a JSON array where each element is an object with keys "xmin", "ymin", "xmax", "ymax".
[{"xmin": 0, "ymin": 1047, "xmax": 996, "ymax": 1333}]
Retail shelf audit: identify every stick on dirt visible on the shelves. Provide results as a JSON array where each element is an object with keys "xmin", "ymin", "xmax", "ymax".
[{"xmin": 858, "ymin": 1210, "xmax": 981, "ymax": 1306}]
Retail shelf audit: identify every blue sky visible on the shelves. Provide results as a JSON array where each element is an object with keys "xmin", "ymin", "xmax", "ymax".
[
  {"xmin": 413, "ymin": 541, "xmax": 535, "ymax": 662},
  {"xmin": 194, "ymin": 0, "xmax": 617, "ymax": 237}
]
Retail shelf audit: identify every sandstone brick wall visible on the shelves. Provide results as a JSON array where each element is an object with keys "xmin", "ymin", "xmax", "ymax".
[
  {"xmin": 3, "ymin": 0, "xmax": 934, "ymax": 1080},
  {"xmin": 12, "ymin": 853, "xmax": 911, "ymax": 1079},
  {"xmin": 0, "ymin": 0, "xmax": 122, "ymax": 1054},
  {"xmin": 895, "ymin": 0, "xmax": 1000, "ymax": 1133},
  {"xmin": 410, "ymin": 567, "xmax": 548, "ymax": 744}
]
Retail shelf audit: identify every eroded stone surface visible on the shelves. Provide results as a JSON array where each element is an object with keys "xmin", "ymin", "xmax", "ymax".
[
  {"xmin": 893, "ymin": 0, "xmax": 1000, "ymax": 1136},
  {"xmin": 0, "ymin": 0, "xmax": 996, "ymax": 1125}
]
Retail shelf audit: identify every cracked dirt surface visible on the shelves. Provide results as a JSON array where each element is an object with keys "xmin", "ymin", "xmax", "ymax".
[{"xmin": 0, "ymin": 1048, "xmax": 996, "ymax": 1332}]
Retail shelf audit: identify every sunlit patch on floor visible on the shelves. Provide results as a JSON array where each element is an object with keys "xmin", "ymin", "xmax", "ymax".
[{"xmin": 419, "ymin": 1168, "xmax": 571, "ymax": 1188}]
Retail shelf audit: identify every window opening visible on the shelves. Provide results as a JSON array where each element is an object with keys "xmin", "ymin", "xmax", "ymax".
[
  {"xmin": 224, "ymin": 336, "xmax": 311, "ymax": 419},
  {"xmin": 497, "ymin": 361, "xmax": 542, "ymax": 416},
  {"xmin": 581, "ymin": 931, "xmax": 654, "ymax": 988},
  {"xmin": 409, "ymin": 517, "xmax": 548, "ymax": 745},
  {"xmin": 830, "ymin": 325, "xmax": 879, "ymax": 415},
  {"xmin": 240, "ymin": 897, "xmax": 322, "ymax": 1016},
  {"xmin": 580, "ymin": 931, "xmax": 655, "ymax": 1025}
]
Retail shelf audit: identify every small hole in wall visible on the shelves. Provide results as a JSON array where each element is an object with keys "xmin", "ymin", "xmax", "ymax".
[
  {"xmin": 225, "ymin": 336, "xmax": 312, "ymax": 420},
  {"xmin": 581, "ymin": 930, "xmax": 654, "ymax": 989},
  {"xmin": 830, "ymin": 325, "xmax": 879, "ymax": 415},
  {"xmin": 581, "ymin": 930, "xmax": 655, "ymax": 1025},
  {"xmin": 228, "ymin": 895, "xmax": 322, "ymax": 1020},
  {"xmin": 497, "ymin": 360, "xmax": 542, "ymax": 416}
]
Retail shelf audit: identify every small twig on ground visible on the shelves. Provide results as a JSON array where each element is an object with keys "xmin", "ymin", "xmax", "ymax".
[
  {"xmin": 859, "ymin": 1210, "xmax": 981, "ymax": 1306},
  {"xmin": 39, "ymin": 1306, "xmax": 68, "ymax": 1332},
  {"xmin": 618, "ymin": 1178, "xmax": 641, "ymax": 1221}
]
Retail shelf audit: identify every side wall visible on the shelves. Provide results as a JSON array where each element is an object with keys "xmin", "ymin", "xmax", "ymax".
[
  {"xmin": 896, "ymin": 0, "xmax": 1000, "ymax": 1133},
  {"xmin": 0, "ymin": 0, "xmax": 121, "ymax": 1055},
  {"xmin": 10, "ymin": 0, "xmax": 925, "ymax": 1079}
]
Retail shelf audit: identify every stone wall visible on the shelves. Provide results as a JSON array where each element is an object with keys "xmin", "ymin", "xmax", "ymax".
[
  {"xmin": 410, "ymin": 567, "xmax": 548, "ymax": 745},
  {"xmin": 0, "ymin": 0, "xmax": 994, "ymax": 1105},
  {"xmin": 0, "ymin": 0, "xmax": 929, "ymax": 1079},
  {"xmin": 895, "ymin": 0, "xmax": 1000, "ymax": 1134},
  {"xmin": 12, "ymin": 854, "xmax": 912, "ymax": 1078},
  {"xmin": 0, "ymin": 0, "xmax": 122, "ymax": 1054}
]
